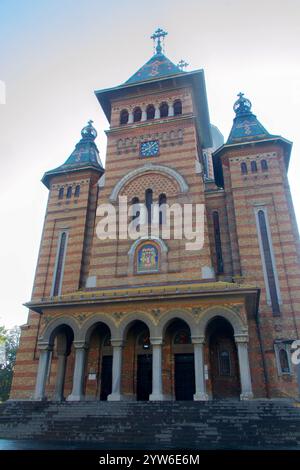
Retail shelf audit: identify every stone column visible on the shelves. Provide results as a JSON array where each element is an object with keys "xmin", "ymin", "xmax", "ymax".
[
  {"xmin": 192, "ymin": 337, "xmax": 209, "ymax": 401},
  {"xmin": 149, "ymin": 338, "xmax": 167, "ymax": 401},
  {"xmin": 53, "ymin": 353, "xmax": 67, "ymax": 401},
  {"xmin": 168, "ymin": 102, "xmax": 174, "ymax": 117},
  {"xmin": 154, "ymin": 105, "xmax": 160, "ymax": 119},
  {"xmin": 141, "ymin": 106, "xmax": 147, "ymax": 121},
  {"xmin": 34, "ymin": 344, "xmax": 52, "ymax": 401},
  {"xmin": 67, "ymin": 342, "xmax": 88, "ymax": 401},
  {"xmin": 128, "ymin": 110, "xmax": 134, "ymax": 124},
  {"xmin": 107, "ymin": 340, "xmax": 125, "ymax": 401},
  {"xmin": 235, "ymin": 335, "xmax": 253, "ymax": 400}
]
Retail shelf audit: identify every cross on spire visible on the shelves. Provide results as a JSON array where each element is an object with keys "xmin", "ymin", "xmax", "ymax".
[
  {"xmin": 151, "ymin": 28, "xmax": 168, "ymax": 54},
  {"xmin": 177, "ymin": 59, "xmax": 189, "ymax": 71}
]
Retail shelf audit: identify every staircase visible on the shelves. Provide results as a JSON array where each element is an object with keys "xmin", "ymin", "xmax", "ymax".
[{"xmin": 0, "ymin": 400, "xmax": 299, "ymax": 449}]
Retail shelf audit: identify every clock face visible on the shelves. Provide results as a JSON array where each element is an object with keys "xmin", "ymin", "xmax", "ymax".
[{"xmin": 140, "ymin": 140, "xmax": 159, "ymax": 157}]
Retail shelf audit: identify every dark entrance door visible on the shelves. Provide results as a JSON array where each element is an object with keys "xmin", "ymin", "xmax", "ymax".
[
  {"xmin": 100, "ymin": 355, "xmax": 112, "ymax": 400},
  {"xmin": 137, "ymin": 354, "xmax": 152, "ymax": 401},
  {"xmin": 174, "ymin": 353, "xmax": 195, "ymax": 400},
  {"xmin": 210, "ymin": 336, "xmax": 240, "ymax": 399}
]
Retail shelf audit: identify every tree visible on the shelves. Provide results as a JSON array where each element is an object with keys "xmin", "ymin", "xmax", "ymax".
[{"xmin": 0, "ymin": 326, "xmax": 21, "ymax": 402}]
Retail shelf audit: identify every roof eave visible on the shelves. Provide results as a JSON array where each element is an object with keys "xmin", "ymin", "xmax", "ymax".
[{"xmin": 41, "ymin": 164, "xmax": 104, "ymax": 189}]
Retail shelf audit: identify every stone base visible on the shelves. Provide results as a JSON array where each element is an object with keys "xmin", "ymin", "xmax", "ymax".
[
  {"xmin": 149, "ymin": 393, "xmax": 172, "ymax": 401},
  {"xmin": 193, "ymin": 392, "xmax": 209, "ymax": 401},
  {"xmin": 107, "ymin": 393, "xmax": 134, "ymax": 401},
  {"xmin": 66, "ymin": 394, "xmax": 85, "ymax": 402},
  {"xmin": 240, "ymin": 392, "xmax": 254, "ymax": 400}
]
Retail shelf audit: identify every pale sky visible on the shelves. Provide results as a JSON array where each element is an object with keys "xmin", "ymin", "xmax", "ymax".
[{"xmin": 0, "ymin": 0, "xmax": 300, "ymax": 328}]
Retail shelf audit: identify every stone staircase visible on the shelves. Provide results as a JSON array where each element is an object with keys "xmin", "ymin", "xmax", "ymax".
[{"xmin": 0, "ymin": 400, "xmax": 300, "ymax": 449}]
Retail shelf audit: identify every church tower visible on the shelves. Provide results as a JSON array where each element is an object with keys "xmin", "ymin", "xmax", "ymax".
[{"xmin": 10, "ymin": 30, "xmax": 299, "ymax": 403}]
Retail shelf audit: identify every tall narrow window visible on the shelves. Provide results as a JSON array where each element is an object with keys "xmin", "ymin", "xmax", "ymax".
[
  {"xmin": 218, "ymin": 349, "xmax": 231, "ymax": 376},
  {"xmin": 261, "ymin": 159, "xmax": 268, "ymax": 171},
  {"xmin": 241, "ymin": 162, "xmax": 248, "ymax": 175},
  {"xmin": 58, "ymin": 187, "xmax": 64, "ymax": 199},
  {"xmin": 120, "ymin": 109, "xmax": 129, "ymax": 125},
  {"xmin": 213, "ymin": 211, "xmax": 224, "ymax": 273},
  {"xmin": 251, "ymin": 161, "xmax": 258, "ymax": 172},
  {"xmin": 257, "ymin": 209, "xmax": 280, "ymax": 315},
  {"xmin": 66, "ymin": 186, "xmax": 72, "ymax": 198},
  {"xmin": 146, "ymin": 104, "xmax": 155, "ymax": 120},
  {"xmin": 131, "ymin": 197, "xmax": 140, "ymax": 221},
  {"xmin": 74, "ymin": 185, "xmax": 80, "ymax": 198},
  {"xmin": 159, "ymin": 102, "xmax": 169, "ymax": 118},
  {"xmin": 52, "ymin": 232, "xmax": 68, "ymax": 296},
  {"xmin": 145, "ymin": 189, "xmax": 153, "ymax": 226},
  {"xmin": 174, "ymin": 100, "xmax": 182, "ymax": 116},
  {"xmin": 159, "ymin": 193, "xmax": 167, "ymax": 225},
  {"xmin": 279, "ymin": 348, "xmax": 290, "ymax": 374},
  {"xmin": 133, "ymin": 107, "xmax": 142, "ymax": 122}
]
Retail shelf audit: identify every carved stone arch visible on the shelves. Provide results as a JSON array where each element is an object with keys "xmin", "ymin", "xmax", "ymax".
[
  {"xmin": 39, "ymin": 316, "xmax": 80, "ymax": 345},
  {"xmin": 198, "ymin": 306, "xmax": 248, "ymax": 338},
  {"xmin": 109, "ymin": 163, "xmax": 189, "ymax": 202},
  {"xmin": 78, "ymin": 314, "xmax": 118, "ymax": 343},
  {"xmin": 118, "ymin": 312, "xmax": 156, "ymax": 341},
  {"xmin": 157, "ymin": 309, "xmax": 197, "ymax": 338}
]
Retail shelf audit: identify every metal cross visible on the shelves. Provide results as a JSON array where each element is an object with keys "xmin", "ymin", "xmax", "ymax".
[
  {"xmin": 177, "ymin": 59, "xmax": 189, "ymax": 70},
  {"xmin": 150, "ymin": 28, "xmax": 168, "ymax": 54}
]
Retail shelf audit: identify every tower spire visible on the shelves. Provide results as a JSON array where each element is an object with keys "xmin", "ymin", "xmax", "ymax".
[{"xmin": 151, "ymin": 28, "xmax": 168, "ymax": 55}]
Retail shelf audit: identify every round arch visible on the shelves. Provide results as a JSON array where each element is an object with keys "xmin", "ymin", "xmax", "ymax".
[
  {"xmin": 157, "ymin": 309, "xmax": 197, "ymax": 338},
  {"xmin": 40, "ymin": 316, "xmax": 80, "ymax": 345},
  {"xmin": 79, "ymin": 314, "xmax": 118, "ymax": 343},
  {"xmin": 109, "ymin": 163, "xmax": 189, "ymax": 203},
  {"xmin": 118, "ymin": 313, "xmax": 156, "ymax": 341},
  {"xmin": 199, "ymin": 306, "xmax": 248, "ymax": 337}
]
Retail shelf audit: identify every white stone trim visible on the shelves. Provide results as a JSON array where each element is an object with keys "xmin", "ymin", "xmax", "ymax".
[
  {"xmin": 254, "ymin": 206, "xmax": 282, "ymax": 306},
  {"xmin": 109, "ymin": 163, "xmax": 189, "ymax": 202},
  {"xmin": 50, "ymin": 230, "xmax": 69, "ymax": 297}
]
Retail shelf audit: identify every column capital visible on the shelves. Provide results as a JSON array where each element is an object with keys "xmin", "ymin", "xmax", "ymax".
[
  {"xmin": 73, "ymin": 341, "xmax": 89, "ymax": 350},
  {"xmin": 234, "ymin": 335, "xmax": 249, "ymax": 344},
  {"xmin": 37, "ymin": 342, "xmax": 53, "ymax": 352},
  {"xmin": 191, "ymin": 336, "xmax": 205, "ymax": 345},
  {"xmin": 150, "ymin": 337, "xmax": 163, "ymax": 345}
]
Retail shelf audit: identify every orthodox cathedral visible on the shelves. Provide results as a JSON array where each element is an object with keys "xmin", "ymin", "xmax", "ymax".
[{"xmin": 11, "ymin": 29, "xmax": 300, "ymax": 403}]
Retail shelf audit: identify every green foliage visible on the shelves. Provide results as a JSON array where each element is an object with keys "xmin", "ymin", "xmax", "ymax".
[{"xmin": 0, "ymin": 326, "xmax": 20, "ymax": 402}]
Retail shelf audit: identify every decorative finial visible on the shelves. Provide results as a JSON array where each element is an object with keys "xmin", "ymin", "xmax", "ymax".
[
  {"xmin": 177, "ymin": 59, "xmax": 189, "ymax": 71},
  {"xmin": 233, "ymin": 92, "xmax": 252, "ymax": 116},
  {"xmin": 81, "ymin": 120, "xmax": 97, "ymax": 140},
  {"xmin": 151, "ymin": 28, "xmax": 168, "ymax": 55}
]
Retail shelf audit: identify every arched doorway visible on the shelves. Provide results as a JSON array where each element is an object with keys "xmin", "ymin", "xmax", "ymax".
[
  {"xmin": 85, "ymin": 323, "xmax": 112, "ymax": 400},
  {"xmin": 122, "ymin": 321, "xmax": 152, "ymax": 401},
  {"xmin": 45, "ymin": 324, "xmax": 74, "ymax": 401},
  {"xmin": 165, "ymin": 319, "xmax": 195, "ymax": 400},
  {"xmin": 206, "ymin": 317, "xmax": 241, "ymax": 399}
]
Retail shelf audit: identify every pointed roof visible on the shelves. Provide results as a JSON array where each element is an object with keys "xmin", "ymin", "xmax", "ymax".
[
  {"xmin": 227, "ymin": 93, "xmax": 272, "ymax": 144},
  {"xmin": 125, "ymin": 51, "xmax": 184, "ymax": 84},
  {"xmin": 42, "ymin": 121, "xmax": 104, "ymax": 188}
]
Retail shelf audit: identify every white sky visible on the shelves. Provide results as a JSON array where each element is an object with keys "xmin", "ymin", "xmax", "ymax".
[{"xmin": 0, "ymin": 0, "xmax": 300, "ymax": 328}]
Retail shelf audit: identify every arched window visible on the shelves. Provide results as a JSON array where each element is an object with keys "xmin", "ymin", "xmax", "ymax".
[
  {"xmin": 159, "ymin": 193, "xmax": 167, "ymax": 225},
  {"xmin": 213, "ymin": 211, "xmax": 224, "ymax": 273},
  {"xmin": 66, "ymin": 186, "xmax": 72, "ymax": 198},
  {"xmin": 146, "ymin": 104, "xmax": 155, "ymax": 120},
  {"xmin": 279, "ymin": 348, "xmax": 290, "ymax": 373},
  {"xmin": 145, "ymin": 188, "xmax": 153, "ymax": 226},
  {"xmin": 58, "ymin": 187, "xmax": 64, "ymax": 199},
  {"xmin": 131, "ymin": 197, "xmax": 140, "ymax": 221},
  {"xmin": 159, "ymin": 102, "xmax": 169, "ymax": 118},
  {"xmin": 174, "ymin": 329, "xmax": 191, "ymax": 344},
  {"xmin": 52, "ymin": 232, "xmax": 68, "ymax": 296},
  {"xmin": 251, "ymin": 161, "xmax": 258, "ymax": 172},
  {"xmin": 258, "ymin": 210, "xmax": 280, "ymax": 315},
  {"xmin": 120, "ymin": 109, "xmax": 129, "ymax": 125},
  {"xmin": 173, "ymin": 99, "xmax": 182, "ymax": 116},
  {"xmin": 261, "ymin": 159, "xmax": 268, "ymax": 171},
  {"xmin": 218, "ymin": 349, "xmax": 231, "ymax": 376},
  {"xmin": 74, "ymin": 185, "xmax": 80, "ymax": 198},
  {"xmin": 241, "ymin": 162, "xmax": 248, "ymax": 174},
  {"xmin": 133, "ymin": 107, "xmax": 142, "ymax": 122}
]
